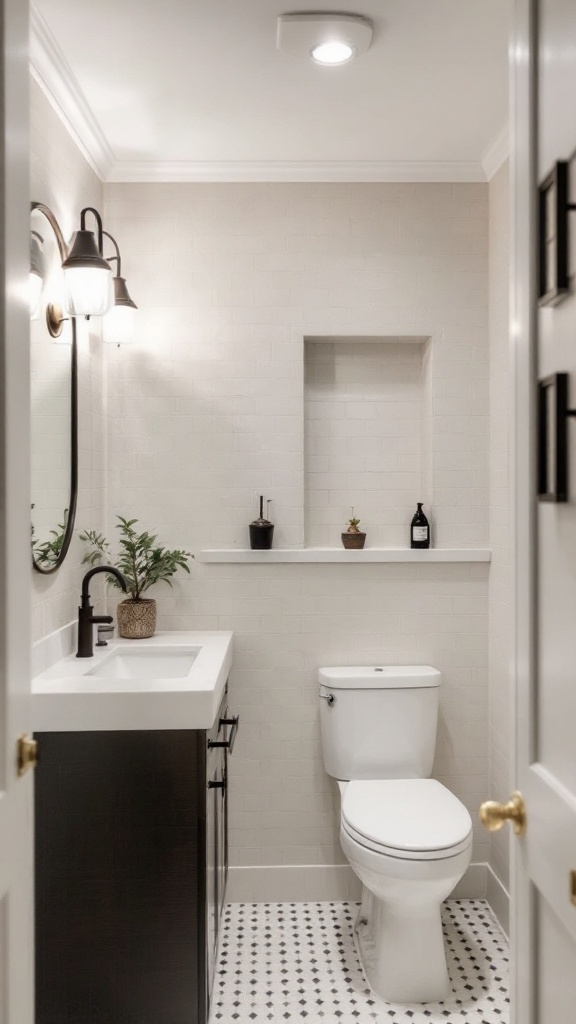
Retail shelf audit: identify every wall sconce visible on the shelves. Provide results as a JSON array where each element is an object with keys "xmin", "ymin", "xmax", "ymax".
[
  {"xmin": 30, "ymin": 230, "xmax": 45, "ymax": 319},
  {"xmin": 62, "ymin": 206, "xmax": 113, "ymax": 317},
  {"xmin": 538, "ymin": 161, "xmax": 576, "ymax": 307},
  {"xmin": 102, "ymin": 231, "xmax": 138, "ymax": 345}
]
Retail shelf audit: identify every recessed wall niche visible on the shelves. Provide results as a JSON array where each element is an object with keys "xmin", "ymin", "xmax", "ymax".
[{"xmin": 304, "ymin": 336, "xmax": 432, "ymax": 548}]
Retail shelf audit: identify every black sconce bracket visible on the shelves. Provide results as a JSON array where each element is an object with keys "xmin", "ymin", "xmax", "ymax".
[
  {"xmin": 538, "ymin": 372, "xmax": 576, "ymax": 501},
  {"xmin": 538, "ymin": 161, "xmax": 576, "ymax": 307}
]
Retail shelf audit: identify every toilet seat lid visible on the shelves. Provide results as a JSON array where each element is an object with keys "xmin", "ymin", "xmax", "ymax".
[{"xmin": 342, "ymin": 779, "xmax": 472, "ymax": 854}]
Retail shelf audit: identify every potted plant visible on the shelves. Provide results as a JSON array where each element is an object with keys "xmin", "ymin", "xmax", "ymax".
[
  {"xmin": 80, "ymin": 516, "xmax": 193, "ymax": 639},
  {"xmin": 341, "ymin": 510, "xmax": 366, "ymax": 550}
]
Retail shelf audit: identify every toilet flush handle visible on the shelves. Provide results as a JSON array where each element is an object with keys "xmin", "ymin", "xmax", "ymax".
[{"xmin": 319, "ymin": 692, "xmax": 335, "ymax": 706}]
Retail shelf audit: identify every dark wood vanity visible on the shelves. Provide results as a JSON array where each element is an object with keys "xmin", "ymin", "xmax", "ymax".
[{"xmin": 34, "ymin": 687, "xmax": 236, "ymax": 1024}]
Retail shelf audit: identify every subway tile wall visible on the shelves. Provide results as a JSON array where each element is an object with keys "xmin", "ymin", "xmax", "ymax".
[
  {"xmin": 31, "ymin": 78, "xmax": 107, "ymax": 642},
  {"xmin": 104, "ymin": 182, "xmax": 492, "ymax": 878},
  {"xmin": 305, "ymin": 339, "xmax": 425, "ymax": 548}
]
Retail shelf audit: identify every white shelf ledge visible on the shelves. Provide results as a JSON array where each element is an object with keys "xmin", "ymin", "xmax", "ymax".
[{"xmin": 197, "ymin": 548, "xmax": 492, "ymax": 564}]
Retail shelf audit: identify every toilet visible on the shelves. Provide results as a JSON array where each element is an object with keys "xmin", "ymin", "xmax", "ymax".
[{"xmin": 318, "ymin": 665, "xmax": 473, "ymax": 1005}]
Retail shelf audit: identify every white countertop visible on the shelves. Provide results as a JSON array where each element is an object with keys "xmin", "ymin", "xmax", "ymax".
[{"xmin": 32, "ymin": 631, "xmax": 233, "ymax": 733}]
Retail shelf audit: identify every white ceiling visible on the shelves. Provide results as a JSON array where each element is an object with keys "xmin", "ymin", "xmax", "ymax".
[{"xmin": 30, "ymin": 0, "xmax": 511, "ymax": 182}]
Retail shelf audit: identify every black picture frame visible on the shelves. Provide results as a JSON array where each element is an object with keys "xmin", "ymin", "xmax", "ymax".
[
  {"xmin": 538, "ymin": 161, "xmax": 571, "ymax": 307},
  {"xmin": 538, "ymin": 373, "xmax": 569, "ymax": 502}
]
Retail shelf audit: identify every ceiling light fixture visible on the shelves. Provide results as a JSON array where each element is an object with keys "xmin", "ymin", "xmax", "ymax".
[
  {"xmin": 311, "ymin": 41, "xmax": 354, "ymax": 66},
  {"xmin": 277, "ymin": 13, "xmax": 373, "ymax": 65}
]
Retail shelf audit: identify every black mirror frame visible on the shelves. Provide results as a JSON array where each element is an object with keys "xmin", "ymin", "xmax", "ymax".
[{"xmin": 31, "ymin": 201, "xmax": 78, "ymax": 575}]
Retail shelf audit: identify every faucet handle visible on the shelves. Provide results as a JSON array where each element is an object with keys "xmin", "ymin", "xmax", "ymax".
[{"xmin": 96, "ymin": 623, "xmax": 115, "ymax": 646}]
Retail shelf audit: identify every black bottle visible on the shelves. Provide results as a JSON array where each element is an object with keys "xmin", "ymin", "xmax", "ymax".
[{"xmin": 410, "ymin": 502, "xmax": 430, "ymax": 549}]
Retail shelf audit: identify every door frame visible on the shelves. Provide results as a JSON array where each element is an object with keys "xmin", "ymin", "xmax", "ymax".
[
  {"xmin": 0, "ymin": 0, "xmax": 34, "ymax": 1021},
  {"xmin": 510, "ymin": 0, "xmax": 537, "ymax": 1021}
]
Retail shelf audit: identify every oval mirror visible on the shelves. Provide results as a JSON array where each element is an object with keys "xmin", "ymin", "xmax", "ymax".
[{"xmin": 30, "ymin": 202, "xmax": 78, "ymax": 574}]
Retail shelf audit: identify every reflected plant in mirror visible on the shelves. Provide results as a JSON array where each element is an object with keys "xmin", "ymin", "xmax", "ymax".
[{"xmin": 31, "ymin": 507, "xmax": 69, "ymax": 569}]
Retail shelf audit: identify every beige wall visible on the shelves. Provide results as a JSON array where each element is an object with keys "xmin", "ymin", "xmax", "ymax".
[
  {"xmin": 104, "ymin": 182, "xmax": 491, "ymax": 888},
  {"xmin": 488, "ymin": 160, "xmax": 511, "ymax": 893},
  {"xmin": 30, "ymin": 78, "xmax": 106, "ymax": 641}
]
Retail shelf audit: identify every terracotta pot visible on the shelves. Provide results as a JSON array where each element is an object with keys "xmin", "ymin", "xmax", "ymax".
[
  {"xmin": 116, "ymin": 598, "xmax": 157, "ymax": 639},
  {"xmin": 341, "ymin": 531, "xmax": 366, "ymax": 550}
]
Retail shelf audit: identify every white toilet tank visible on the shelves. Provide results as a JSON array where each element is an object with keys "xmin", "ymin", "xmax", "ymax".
[{"xmin": 318, "ymin": 666, "xmax": 441, "ymax": 781}]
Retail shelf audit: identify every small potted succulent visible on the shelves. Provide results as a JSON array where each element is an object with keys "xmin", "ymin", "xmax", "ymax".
[
  {"xmin": 341, "ymin": 509, "xmax": 366, "ymax": 550},
  {"xmin": 80, "ymin": 516, "xmax": 193, "ymax": 639}
]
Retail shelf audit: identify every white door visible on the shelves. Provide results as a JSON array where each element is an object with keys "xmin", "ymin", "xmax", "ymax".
[
  {"xmin": 0, "ymin": 0, "xmax": 34, "ymax": 1020},
  {"xmin": 506, "ymin": 0, "xmax": 576, "ymax": 1021}
]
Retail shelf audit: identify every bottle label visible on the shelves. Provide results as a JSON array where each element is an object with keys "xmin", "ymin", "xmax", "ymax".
[{"xmin": 412, "ymin": 527, "xmax": 428, "ymax": 541}]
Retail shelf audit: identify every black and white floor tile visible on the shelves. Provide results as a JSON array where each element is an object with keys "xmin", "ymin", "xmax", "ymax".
[{"xmin": 210, "ymin": 899, "xmax": 509, "ymax": 1023}]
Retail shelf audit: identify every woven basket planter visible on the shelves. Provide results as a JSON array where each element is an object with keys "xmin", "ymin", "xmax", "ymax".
[
  {"xmin": 341, "ymin": 531, "xmax": 366, "ymax": 550},
  {"xmin": 116, "ymin": 598, "xmax": 157, "ymax": 639}
]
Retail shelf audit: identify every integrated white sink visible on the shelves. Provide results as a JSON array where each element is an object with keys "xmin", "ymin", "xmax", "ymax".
[
  {"xmin": 32, "ymin": 631, "xmax": 233, "ymax": 732},
  {"xmin": 86, "ymin": 647, "xmax": 200, "ymax": 680}
]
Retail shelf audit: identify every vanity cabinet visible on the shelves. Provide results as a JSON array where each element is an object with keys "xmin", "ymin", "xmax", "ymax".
[{"xmin": 34, "ymin": 688, "xmax": 236, "ymax": 1024}]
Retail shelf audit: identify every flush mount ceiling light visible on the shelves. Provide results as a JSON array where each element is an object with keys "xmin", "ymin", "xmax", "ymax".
[{"xmin": 277, "ymin": 13, "xmax": 373, "ymax": 66}]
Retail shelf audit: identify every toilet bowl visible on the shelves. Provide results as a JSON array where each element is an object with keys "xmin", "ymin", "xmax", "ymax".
[
  {"xmin": 318, "ymin": 665, "xmax": 472, "ymax": 1005},
  {"xmin": 338, "ymin": 778, "xmax": 472, "ymax": 1003}
]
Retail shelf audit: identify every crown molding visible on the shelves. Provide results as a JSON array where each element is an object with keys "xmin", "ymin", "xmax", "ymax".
[
  {"xmin": 481, "ymin": 124, "xmax": 509, "ymax": 181},
  {"xmin": 106, "ymin": 159, "xmax": 487, "ymax": 184},
  {"xmin": 29, "ymin": 3, "xmax": 114, "ymax": 181},
  {"xmin": 29, "ymin": 2, "xmax": 492, "ymax": 187}
]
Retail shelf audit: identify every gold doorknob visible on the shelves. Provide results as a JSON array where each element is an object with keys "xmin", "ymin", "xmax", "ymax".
[
  {"xmin": 479, "ymin": 791, "xmax": 526, "ymax": 836},
  {"xmin": 17, "ymin": 734, "xmax": 39, "ymax": 777}
]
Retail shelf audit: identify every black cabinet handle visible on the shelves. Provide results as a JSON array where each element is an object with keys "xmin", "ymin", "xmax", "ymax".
[
  {"xmin": 208, "ymin": 776, "xmax": 227, "ymax": 790},
  {"xmin": 208, "ymin": 714, "xmax": 240, "ymax": 754}
]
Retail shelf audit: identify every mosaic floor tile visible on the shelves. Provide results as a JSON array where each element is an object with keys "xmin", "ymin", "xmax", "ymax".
[{"xmin": 210, "ymin": 899, "xmax": 509, "ymax": 1024}]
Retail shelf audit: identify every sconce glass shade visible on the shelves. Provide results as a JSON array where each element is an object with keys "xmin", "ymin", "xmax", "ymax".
[
  {"xmin": 103, "ymin": 275, "xmax": 138, "ymax": 345},
  {"xmin": 104, "ymin": 303, "xmax": 136, "ymax": 345},
  {"xmin": 62, "ymin": 228, "xmax": 113, "ymax": 316},
  {"xmin": 30, "ymin": 231, "xmax": 45, "ymax": 318}
]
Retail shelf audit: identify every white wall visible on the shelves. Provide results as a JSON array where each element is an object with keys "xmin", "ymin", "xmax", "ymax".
[
  {"xmin": 488, "ymin": 161, "xmax": 511, "ymax": 895},
  {"xmin": 30, "ymin": 78, "xmax": 106, "ymax": 642},
  {"xmin": 304, "ymin": 339, "xmax": 425, "ymax": 548},
  {"xmin": 104, "ymin": 182, "xmax": 491, "ymax": 894}
]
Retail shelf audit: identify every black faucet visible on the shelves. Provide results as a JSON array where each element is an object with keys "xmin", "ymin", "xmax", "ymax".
[{"xmin": 76, "ymin": 566, "xmax": 128, "ymax": 658}]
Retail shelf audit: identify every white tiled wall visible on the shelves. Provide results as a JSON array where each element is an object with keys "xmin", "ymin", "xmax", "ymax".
[
  {"xmin": 31, "ymin": 78, "xmax": 106, "ymax": 642},
  {"xmin": 104, "ymin": 182, "xmax": 491, "ymax": 886},
  {"xmin": 488, "ymin": 162, "xmax": 511, "ymax": 894},
  {"xmin": 305, "ymin": 339, "xmax": 425, "ymax": 548}
]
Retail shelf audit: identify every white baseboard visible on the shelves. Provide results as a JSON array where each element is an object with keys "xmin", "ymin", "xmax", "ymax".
[
  {"xmin": 227, "ymin": 862, "xmax": 488, "ymax": 905},
  {"xmin": 486, "ymin": 863, "xmax": 510, "ymax": 937},
  {"xmin": 227, "ymin": 864, "xmax": 362, "ymax": 903}
]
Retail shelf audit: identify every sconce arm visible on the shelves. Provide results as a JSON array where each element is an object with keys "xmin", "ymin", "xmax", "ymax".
[
  {"xmin": 103, "ymin": 230, "xmax": 122, "ymax": 276},
  {"xmin": 80, "ymin": 207, "xmax": 105, "ymax": 257}
]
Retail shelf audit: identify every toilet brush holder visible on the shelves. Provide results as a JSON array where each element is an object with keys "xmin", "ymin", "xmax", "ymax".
[{"xmin": 249, "ymin": 495, "xmax": 274, "ymax": 550}]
